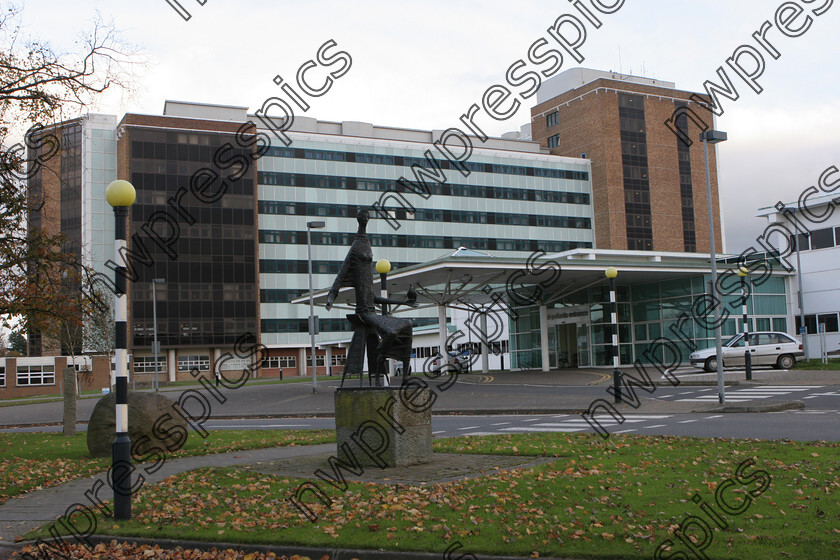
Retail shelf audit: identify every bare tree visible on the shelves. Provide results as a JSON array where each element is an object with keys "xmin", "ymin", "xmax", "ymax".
[{"xmin": 0, "ymin": 4, "xmax": 142, "ymax": 333}]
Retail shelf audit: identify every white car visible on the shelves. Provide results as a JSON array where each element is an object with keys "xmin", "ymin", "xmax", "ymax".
[{"xmin": 688, "ymin": 331, "xmax": 804, "ymax": 372}]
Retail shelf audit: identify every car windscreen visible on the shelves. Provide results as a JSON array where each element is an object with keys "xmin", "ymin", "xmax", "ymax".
[{"xmin": 724, "ymin": 334, "xmax": 743, "ymax": 347}]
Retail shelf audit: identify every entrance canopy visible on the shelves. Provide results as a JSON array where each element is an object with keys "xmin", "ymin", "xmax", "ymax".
[
  {"xmin": 293, "ymin": 248, "xmax": 791, "ymax": 373},
  {"xmin": 298, "ymin": 248, "xmax": 764, "ymax": 310}
]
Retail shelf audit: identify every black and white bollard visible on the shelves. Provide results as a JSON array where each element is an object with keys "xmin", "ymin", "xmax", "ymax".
[
  {"xmin": 606, "ymin": 267, "xmax": 622, "ymax": 404},
  {"xmin": 106, "ymin": 179, "xmax": 136, "ymax": 520},
  {"xmin": 737, "ymin": 267, "xmax": 752, "ymax": 381}
]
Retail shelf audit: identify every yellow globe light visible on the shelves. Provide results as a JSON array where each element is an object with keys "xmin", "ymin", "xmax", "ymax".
[
  {"xmin": 736, "ymin": 266, "xmax": 749, "ymax": 277},
  {"xmin": 105, "ymin": 180, "xmax": 136, "ymax": 207},
  {"xmin": 605, "ymin": 267, "xmax": 618, "ymax": 279},
  {"xmin": 376, "ymin": 259, "xmax": 392, "ymax": 274}
]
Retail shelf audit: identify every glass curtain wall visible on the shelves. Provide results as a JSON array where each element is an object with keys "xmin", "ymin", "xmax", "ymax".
[{"xmin": 509, "ymin": 275, "xmax": 788, "ymax": 369}]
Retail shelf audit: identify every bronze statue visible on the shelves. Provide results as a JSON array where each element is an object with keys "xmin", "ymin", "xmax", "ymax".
[{"xmin": 326, "ymin": 209, "xmax": 417, "ymax": 386}]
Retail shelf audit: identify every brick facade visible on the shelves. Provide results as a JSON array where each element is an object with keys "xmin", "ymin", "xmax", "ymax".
[
  {"xmin": 0, "ymin": 355, "xmax": 111, "ymax": 399},
  {"xmin": 531, "ymin": 78, "xmax": 722, "ymax": 253}
]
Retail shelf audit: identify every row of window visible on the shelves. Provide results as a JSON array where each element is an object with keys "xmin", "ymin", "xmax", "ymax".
[
  {"xmin": 130, "ymin": 172, "xmax": 254, "ymax": 196},
  {"xmin": 258, "ymin": 172, "xmax": 590, "ymax": 204},
  {"xmin": 258, "ymin": 232, "xmax": 592, "ymax": 254},
  {"xmin": 262, "ymin": 356, "xmax": 298, "ymax": 369},
  {"xmin": 15, "ymin": 364, "xmax": 56, "ymax": 386},
  {"xmin": 177, "ymin": 355, "xmax": 211, "ymax": 372},
  {"xmin": 674, "ymin": 102, "xmax": 697, "ymax": 252},
  {"xmin": 619, "ymin": 94, "xmax": 654, "ymax": 251},
  {"xmin": 792, "ymin": 226, "xmax": 840, "ymax": 252},
  {"xmin": 261, "ymin": 317, "xmax": 440, "ymax": 334},
  {"xmin": 134, "ymin": 356, "xmax": 167, "ymax": 373},
  {"xmin": 305, "ymin": 355, "xmax": 347, "ymax": 367},
  {"xmin": 258, "ymin": 201, "xmax": 591, "ymax": 229},
  {"xmin": 795, "ymin": 312, "xmax": 840, "ymax": 334},
  {"xmin": 260, "ymin": 259, "xmax": 415, "ymax": 275},
  {"xmin": 261, "ymin": 146, "xmax": 590, "ymax": 180}
]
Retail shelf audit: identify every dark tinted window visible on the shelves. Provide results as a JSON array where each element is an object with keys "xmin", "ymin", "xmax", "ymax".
[
  {"xmin": 818, "ymin": 313, "xmax": 839, "ymax": 333},
  {"xmin": 810, "ymin": 227, "xmax": 834, "ymax": 249}
]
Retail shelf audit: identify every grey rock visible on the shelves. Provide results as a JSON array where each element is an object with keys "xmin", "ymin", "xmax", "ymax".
[{"xmin": 87, "ymin": 392, "xmax": 187, "ymax": 457}]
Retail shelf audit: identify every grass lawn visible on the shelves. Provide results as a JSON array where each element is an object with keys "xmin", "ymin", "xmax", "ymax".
[
  {"xmin": 795, "ymin": 358, "xmax": 840, "ymax": 371},
  {"xmin": 0, "ymin": 429, "xmax": 334, "ymax": 505},
  {"xmin": 51, "ymin": 433, "xmax": 840, "ymax": 560}
]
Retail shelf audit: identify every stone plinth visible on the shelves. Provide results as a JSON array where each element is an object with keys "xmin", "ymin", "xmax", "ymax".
[{"xmin": 334, "ymin": 386, "xmax": 432, "ymax": 468}]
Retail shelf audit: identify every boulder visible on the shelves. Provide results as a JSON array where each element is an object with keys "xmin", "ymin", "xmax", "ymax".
[{"xmin": 87, "ymin": 392, "xmax": 188, "ymax": 458}]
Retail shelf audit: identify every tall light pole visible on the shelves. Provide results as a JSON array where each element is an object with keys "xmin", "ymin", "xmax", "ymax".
[
  {"xmin": 605, "ymin": 267, "xmax": 622, "ymax": 404},
  {"xmin": 736, "ymin": 267, "xmax": 752, "ymax": 381},
  {"xmin": 105, "ymin": 179, "xmax": 136, "ymax": 520},
  {"xmin": 151, "ymin": 278, "xmax": 165, "ymax": 391},
  {"xmin": 306, "ymin": 221, "xmax": 326, "ymax": 393},
  {"xmin": 783, "ymin": 207, "xmax": 809, "ymax": 359},
  {"xmin": 701, "ymin": 129, "xmax": 728, "ymax": 405}
]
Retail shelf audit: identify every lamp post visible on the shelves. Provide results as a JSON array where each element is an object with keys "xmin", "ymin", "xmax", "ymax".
[
  {"xmin": 306, "ymin": 221, "xmax": 326, "ymax": 393},
  {"xmin": 105, "ymin": 179, "xmax": 136, "ymax": 520},
  {"xmin": 605, "ymin": 267, "xmax": 622, "ymax": 404},
  {"xmin": 376, "ymin": 259, "xmax": 391, "ymax": 386},
  {"xmin": 151, "ymin": 278, "xmax": 165, "ymax": 391},
  {"xmin": 784, "ymin": 207, "xmax": 808, "ymax": 359},
  {"xmin": 736, "ymin": 267, "xmax": 752, "ymax": 381},
  {"xmin": 701, "ymin": 129, "xmax": 728, "ymax": 405}
]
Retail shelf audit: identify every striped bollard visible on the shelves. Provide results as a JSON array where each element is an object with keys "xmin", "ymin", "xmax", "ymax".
[
  {"xmin": 606, "ymin": 267, "xmax": 622, "ymax": 404},
  {"xmin": 737, "ymin": 267, "xmax": 752, "ymax": 381},
  {"xmin": 106, "ymin": 180, "xmax": 136, "ymax": 520}
]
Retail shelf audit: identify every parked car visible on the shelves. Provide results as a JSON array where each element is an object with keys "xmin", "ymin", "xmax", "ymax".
[
  {"xmin": 689, "ymin": 331, "xmax": 804, "ymax": 372},
  {"xmin": 431, "ymin": 351, "xmax": 470, "ymax": 373}
]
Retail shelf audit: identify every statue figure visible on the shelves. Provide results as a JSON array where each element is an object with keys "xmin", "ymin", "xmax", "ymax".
[{"xmin": 326, "ymin": 209, "xmax": 417, "ymax": 386}]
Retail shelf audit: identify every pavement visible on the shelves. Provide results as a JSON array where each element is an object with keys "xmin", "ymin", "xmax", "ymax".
[{"xmin": 0, "ymin": 443, "xmax": 335, "ymax": 556}]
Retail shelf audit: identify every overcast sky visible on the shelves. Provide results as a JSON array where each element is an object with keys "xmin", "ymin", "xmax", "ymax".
[{"xmin": 20, "ymin": 0, "xmax": 840, "ymax": 254}]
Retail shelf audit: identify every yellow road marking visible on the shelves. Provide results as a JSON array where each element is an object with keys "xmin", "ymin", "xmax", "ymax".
[{"xmin": 585, "ymin": 371, "xmax": 612, "ymax": 385}]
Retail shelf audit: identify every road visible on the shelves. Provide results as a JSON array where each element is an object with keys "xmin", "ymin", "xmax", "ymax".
[
  {"xmin": 1, "ymin": 368, "xmax": 837, "ymax": 439},
  {"xmin": 3, "ymin": 381, "xmax": 838, "ymax": 440}
]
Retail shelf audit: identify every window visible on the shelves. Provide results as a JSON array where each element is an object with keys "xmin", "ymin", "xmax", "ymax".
[
  {"xmin": 818, "ymin": 313, "xmax": 839, "ymax": 333},
  {"xmin": 547, "ymin": 134, "xmax": 560, "ymax": 148},
  {"xmin": 810, "ymin": 227, "xmax": 835, "ymax": 250},
  {"xmin": 305, "ymin": 356, "xmax": 326, "ymax": 367},
  {"xmin": 16, "ymin": 364, "xmax": 55, "ymax": 386},
  {"xmin": 791, "ymin": 232, "xmax": 810, "ymax": 251},
  {"xmin": 177, "ymin": 355, "xmax": 210, "ymax": 372},
  {"xmin": 0, "ymin": 366, "xmax": 5, "ymax": 387},
  {"xmin": 331, "ymin": 354, "xmax": 346, "ymax": 366},
  {"xmin": 133, "ymin": 356, "xmax": 167, "ymax": 374},
  {"xmin": 795, "ymin": 314, "xmax": 819, "ymax": 335},
  {"xmin": 546, "ymin": 111, "xmax": 558, "ymax": 128},
  {"xmin": 261, "ymin": 356, "xmax": 297, "ymax": 369}
]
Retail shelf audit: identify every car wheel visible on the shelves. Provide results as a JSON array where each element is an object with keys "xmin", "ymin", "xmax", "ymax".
[
  {"xmin": 704, "ymin": 356, "xmax": 717, "ymax": 373},
  {"xmin": 776, "ymin": 354, "xmax": 795, "ymax": 370}
]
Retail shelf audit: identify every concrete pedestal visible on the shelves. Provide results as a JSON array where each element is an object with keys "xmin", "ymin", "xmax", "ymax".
[{"xmin": 334, "ymin": 386, "xmax": 432, "ymax": 468}]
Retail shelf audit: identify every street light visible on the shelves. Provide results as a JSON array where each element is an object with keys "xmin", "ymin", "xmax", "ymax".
[
  {"xmin": 151, "ymin": 278, "xmax": 165, "ymax": 391},
  {"xmin": 105, "ymin": 179, "xmax": 136, "ymax": 520},
  {"xmin": 701, "ymin": 129, "xmax": 728, "ymax": 405},
  {"xmin": 376, "ymin": 259, "xmax": 392, "ymax": 386},
  {"xmin": 605, "ymin": 267, "xmax": 622, "ymax": 404},
  {"xmin": 736, "ymin": 267, "xmax": 752, "ymax": 381},
  {"xmin": 306, "ymin": 220, "xmax": 326, "ymax": 393},
  {"xmin": 781, "ymin": 207, "xmax": 808, "ymax": 360}
]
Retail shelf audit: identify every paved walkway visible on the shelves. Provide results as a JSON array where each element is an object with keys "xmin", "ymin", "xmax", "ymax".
[{"xmin": 0, "ymin": 443, "xmax": 334, "ymax": 548}]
